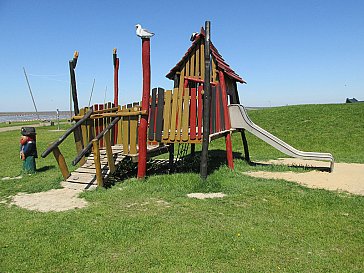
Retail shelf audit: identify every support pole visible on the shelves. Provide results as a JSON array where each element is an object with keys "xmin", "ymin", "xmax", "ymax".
[
  {"xmin": 169, "ymin": 144, "xmax": 174, "ymax": 173},
  {"xmin": 219, "ymin": 70, "xmax": 234, "ymax": 169},
  {"xmin": 69, "ymin": 51, "xmax": 85, "ymax": 165},
  {"xmin": 113, "ymin": 48, "xmax": 120, "ymax": 143},
  {"xmin": 23, "ymin": 67, "xmax": 40, "ymax": 121},
  {"xmin": 200, "ymin": 21, "xmax": 211, "ymax": 180},
  {"xmin": 137, "ymin": 38, "xmax": 151, "ymax": 179}
]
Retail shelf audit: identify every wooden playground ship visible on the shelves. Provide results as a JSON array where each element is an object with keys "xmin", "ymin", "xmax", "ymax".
[
  {"xmin": 41, "ymin": 21, "xmax": 334, "ymax": 189},
  {"xmin": 41, "ymin": 21, "xmax": 250, "ymax": 188}
]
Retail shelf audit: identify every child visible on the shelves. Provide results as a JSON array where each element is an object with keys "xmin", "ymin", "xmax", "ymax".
[{"xmin": 20, "ymin": 132, "xmax": 38, "ymax": 174}]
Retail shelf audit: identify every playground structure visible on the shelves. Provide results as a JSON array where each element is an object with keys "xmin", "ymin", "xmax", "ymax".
[{"xmin": 42, "ymin": 21, "xmax": 334, "ymax": 188}]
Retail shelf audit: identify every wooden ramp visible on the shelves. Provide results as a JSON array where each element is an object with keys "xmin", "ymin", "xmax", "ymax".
[{"xmin": 61, "ymin": 144, "xmax": 168, "ymax": 190}]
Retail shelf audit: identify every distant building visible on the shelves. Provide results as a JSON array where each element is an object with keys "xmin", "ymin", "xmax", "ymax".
[{"xmin": 346, "ymin": 98, "xmax": 363, "ymax": 103}]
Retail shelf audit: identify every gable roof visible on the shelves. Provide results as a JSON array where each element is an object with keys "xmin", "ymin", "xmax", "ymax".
[{"xmin": 166, "ymin": 29, "xmax": 246, "ymax": 84}]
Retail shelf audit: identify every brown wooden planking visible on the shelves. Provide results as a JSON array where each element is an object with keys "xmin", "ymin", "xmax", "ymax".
[
  {"xmin": 181, "ymin": 87, "xmax": 190, "ymax": 141},
  {"xmin": 162, "ymin": 90, "xmax": 172, "ymax": 140},
  {"xmin": 169, "ymin": 88, "xmax": 179, "ymax": 141},
  {"xmin": 98, "ymin": 104, "xmax": 104, "ymax": 147},
  {"xmin": 155, "ymin": 87, "xmax": 165, "ymax": 142},
  {"xmin": 121, "ymin": 106, "xmax": 129, "ymax": 154},
  {"xmin": 148, "ymin": 88, "xmax": 157, "ymax": 141}
]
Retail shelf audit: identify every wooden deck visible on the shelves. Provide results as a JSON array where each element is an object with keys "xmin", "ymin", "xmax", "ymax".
[{"xmin": 61, "ymin": 144, "xmax": 169, "ymax": 190}]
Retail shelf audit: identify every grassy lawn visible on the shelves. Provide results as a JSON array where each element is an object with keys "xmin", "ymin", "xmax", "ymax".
[{"xmin": 0, "ymin": 103, "xmax": 363, "ymax": 272}]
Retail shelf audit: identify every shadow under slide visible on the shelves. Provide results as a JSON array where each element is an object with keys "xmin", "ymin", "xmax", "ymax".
[{"xmin": 228, "ymin": 104, "xmax": 334, "ymax": 172}]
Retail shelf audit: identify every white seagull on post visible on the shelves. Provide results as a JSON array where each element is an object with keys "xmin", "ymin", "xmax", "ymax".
[{"xmin": 135, "ymin": 24, "xmax": 154, "ymax": 38}]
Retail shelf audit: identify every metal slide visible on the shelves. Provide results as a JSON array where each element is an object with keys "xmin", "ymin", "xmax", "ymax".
[{"xmin": 228, "ymin": 104, "xmax": 334, "ymax": 172}]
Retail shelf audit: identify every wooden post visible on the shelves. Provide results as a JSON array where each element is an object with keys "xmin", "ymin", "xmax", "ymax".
[
  {"xmin": 137, "ymin": 38, "xmax": 151, "ymax": 179},
  {"xmin": 169, "ymin": 143, "xmax": 174, "ymax": 173},
  {"xmin": 69, "ymin": 51, "xmax": 85, "ymax": 165},
  {"xmin": 200, "ymin": 21, "xmax": 211, "ymax": 180},
  {"xmin": 104, "ymin": 130, "xmax": 116, "ymax": 174},
  {"xmin": 219, "ymin": 70, "xmax": 234, "ymax": 169},
  {"xmin": 92, "ymin": 139, "xmax": 103, "ymax": 187},
  {"xmin": 113, "ymin": 48, "xmax": 119, "ymax": 144},
  {"xmin": 52, "ymin": 147, "xmax": 70, "ymax": 180}
]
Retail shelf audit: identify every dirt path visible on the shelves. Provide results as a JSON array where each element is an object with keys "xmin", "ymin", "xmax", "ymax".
[
  {"xmin": 0, "ymin": 122, "xmax": 68, "ymax": 133},
  {"xmin": 244, "ymin": 158, "xmax": 364, "ymax": 196}
]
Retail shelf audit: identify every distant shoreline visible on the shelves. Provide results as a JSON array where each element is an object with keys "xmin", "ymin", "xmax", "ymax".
[{"xmin": 0, "ymin": 111, "xmax": 72, "ymax": 122}]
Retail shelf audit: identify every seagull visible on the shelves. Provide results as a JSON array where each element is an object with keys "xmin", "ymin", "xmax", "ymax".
[
  {"xmin": 190, "ymin": 32, "xmax": 199, "ymax": 41},
  {"xmin": 135, "ymin": 24, "xmax": 154, "ymax": 38}
]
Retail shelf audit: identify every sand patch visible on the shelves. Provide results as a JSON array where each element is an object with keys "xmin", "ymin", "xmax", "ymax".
[
  {"xmin": 187, "ymin": 192, "xmax": 226, "ymax": 199},
  {"xmin": 11, "ymin": 188, "xmax": 88, "ymax": 212},
  {"xmin": 244, "ymin": 158, "xmax": 364, "ymax": 195}
]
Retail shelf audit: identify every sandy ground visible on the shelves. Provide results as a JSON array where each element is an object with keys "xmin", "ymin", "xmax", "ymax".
[
  {"xmin": 7, "ymin": 158, "xmax": 364, "ymax": 213},
  {"xmin": 187, "ymin": 192, "xmax": 226, "ymax": 199},
  {"xmin": 11, "ymin": 188, "xmax": 87, "ymax": 212},
  {"xmin": 244, "ymin": 158, "xmax": 364, "ymax": 196}
]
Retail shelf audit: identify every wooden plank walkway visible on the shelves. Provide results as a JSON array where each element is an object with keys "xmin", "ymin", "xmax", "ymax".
[{"xmin": 61, "ymin": 144, "xmax": 168, "ymax": 190}]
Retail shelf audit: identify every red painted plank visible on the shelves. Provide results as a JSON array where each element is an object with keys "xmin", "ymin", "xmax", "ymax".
[
  {"xmin": 190, "ymin": 87, "xmax": 197, "ymax": 140},
  {"xmin": 197, "ymin": 85, "xmax": 203, "ymax": 139},
  {"xmin": 216, "ymin": 83, "xmax": 221, "ymax": 132}
]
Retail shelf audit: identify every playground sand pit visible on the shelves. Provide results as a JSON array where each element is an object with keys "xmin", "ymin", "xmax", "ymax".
[
  {"xmin": 244, "ymin": 158, "xmax": 364, "ymax": 196},
  {"xmin": 11, "ymin": 188, "xmax": 87, "ymax": 212}
]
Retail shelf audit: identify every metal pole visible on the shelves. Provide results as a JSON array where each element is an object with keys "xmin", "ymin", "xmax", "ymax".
[
  {"xmin": 57, "ymin": 108, "xmax": 60, "ymax": 130},
  {"xmin": 200, "ymin": 21, "xmax": 211, "ymax": 180},
  {"xmin": 88, "ymin": 78, "xmax": 95, "ymax": 107},
  {"xmin": 23, "ymin": 67, "xmax": 40, "ymax": 120}
]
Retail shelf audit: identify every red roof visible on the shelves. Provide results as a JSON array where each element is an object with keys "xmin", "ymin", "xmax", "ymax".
[{"xmin": 166, "ymin": 30, "xmax": 246, "ymax": 84}]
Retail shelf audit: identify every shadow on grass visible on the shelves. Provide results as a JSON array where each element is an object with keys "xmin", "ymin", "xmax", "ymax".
[
  {"xmin": 36, "ymin": 165, "xmax": 55, "ymax": 172},
  {"xmin": 105, "ymin": 148, "xmax": 330, "ymax": 188}
]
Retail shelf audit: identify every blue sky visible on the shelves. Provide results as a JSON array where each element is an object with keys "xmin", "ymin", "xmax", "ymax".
[{"xmin": 0, "ymin": 0, "xmax": 363, "ymax": 111}]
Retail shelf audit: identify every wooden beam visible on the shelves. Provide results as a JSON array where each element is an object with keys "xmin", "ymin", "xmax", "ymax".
[
  {"xmin": 52, "ymin": 147, "xmax": 70, "ymax": 180},
  {"xmin": 92, "ymin": 139, "xmax": 103, "ymax": 187},
  {"xmin": 104, "ymin": 130, "xmax": 116, "ymax": 174}
]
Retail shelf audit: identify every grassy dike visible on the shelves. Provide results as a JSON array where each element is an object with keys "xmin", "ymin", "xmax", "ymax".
[{"xmin": 0, "ymin": 103, "xmax": 363, "ymax": 272}]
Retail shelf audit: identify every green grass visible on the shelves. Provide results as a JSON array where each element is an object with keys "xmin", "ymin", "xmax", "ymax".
[
  {"xmin": 0, "ymin": 119, "xmax": 68, "ymax": 128},
  {"xmin": 0, "ymin": 103, "xmax": 363, "ymax": 272}
]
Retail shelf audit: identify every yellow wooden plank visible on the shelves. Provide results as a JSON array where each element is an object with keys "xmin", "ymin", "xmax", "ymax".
[
  {"xmin": 190, "ymin": 52, "xmax": 195, "ymax": 77},
  {"xmin": 52, "ymin": 147, "xmax": 70, "ymax": 180},
  {"xmin": 195, "ymin": 43, "xmax": 200, "ymax": 78},
  {"xmin": 169, "ymin": 88, "xmax": 179, "ymax": 141},
  {"xmin": 122, "ymin": 106, "xmax": 129, "ymax": 154},
  {"xmin": 200, "ymin": 42, "xmax": 205, "ymax": 80},
  {"xmin": 185, "ymin": 57, "xmax": 190, "ymax": 77},
  {"xmin": 79, "ymin": 108, "xmax": 87, "ymax": 146},
  {"xmin": 92, "ymin": 139, "xmax": 103, "ymax": 187},
  {"xmin": 181, "ymin": 87, "xmax": 190, "ymax": 141},
  {"xmin": 176, "ymin": 67, "xmax": 185, "ymax": 141},
  {"xmin": 162, "ymin": 90, "xmax": 172, "ymax": 140},
  {"xmin": 104, "ymin": 130, "xmax": 115, "ymax": 174},
  {"xmin": 212, "ymin": 57, "xmax": 217, "ymax": 82},
  {"xmin": 117, "ymin": 105, "xmax": 122, "ymax": 144},
  {"xmin": 129, "ymin": 109, "xmax": 138, "ymax": 154}
]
